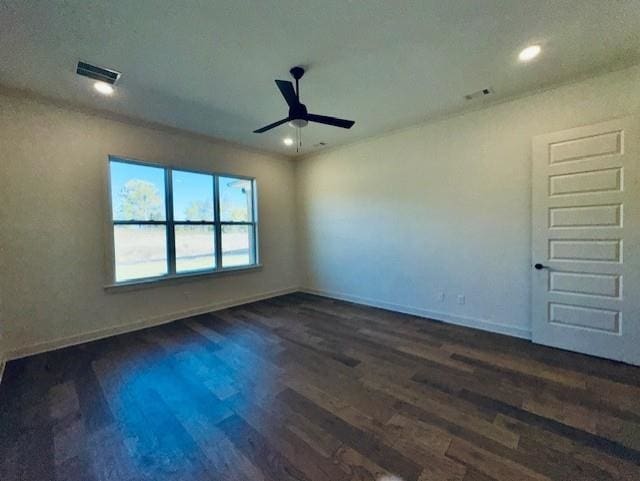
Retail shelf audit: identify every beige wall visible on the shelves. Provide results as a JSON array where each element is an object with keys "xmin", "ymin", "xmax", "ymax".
[
  {"xmin": 296, "ymin": 65, "xmax": 640, "ymax": 338},
  {"xmin": 0, "ymin": 92, "xmax": 299, "ymax": 358}
]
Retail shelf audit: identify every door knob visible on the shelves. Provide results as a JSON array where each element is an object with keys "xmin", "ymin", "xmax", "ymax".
[{"xmin": 534, "ymin": 263, "xmax": 548, "ymax": 270}]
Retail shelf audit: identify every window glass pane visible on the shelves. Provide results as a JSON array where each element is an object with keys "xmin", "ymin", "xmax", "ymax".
[
  {"xmin": 114, "ymin": 225, "xmax": 168, "ymax": 281},
  {"xmin": 110, "ymin": 160, "xmax": 166, "ymax": 221},
  {"xmin": 172, "ymin": 170, "xmax": 214, "ymax": 221},
  {"xmin": 222, "ymin": 225, "xmax": 255, "ymax": 267},
  {"xmin": 219, "ymin": 176, "xmax": 253, "ymax": 222},
  {"xmin": 175, "ymin": 225, "xmax": 216, "ymax": 273}
]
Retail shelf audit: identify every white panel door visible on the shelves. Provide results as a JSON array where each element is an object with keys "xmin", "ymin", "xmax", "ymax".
[{"xmin": 532, "ymin": 116, "xmax": 640, "ymax": 365}]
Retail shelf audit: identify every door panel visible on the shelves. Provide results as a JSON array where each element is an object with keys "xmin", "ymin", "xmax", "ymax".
[
  {"xmin": 549, "ymin": 271, "xmax": 620, "ymax": 298},
  {"xmin": 549, "ymin": 167, "xmax": 621, "ymax": 196},
  {"xmin": 531, "ymin": 116, "xmax": 639, "ymax": 365},
  {"xmin": 549, "ymin": 130, "xmax": 622, "ymax": 164},
  {"xmin": 549, "ymin": 239, "xmax": 621, "ymax": 262}
]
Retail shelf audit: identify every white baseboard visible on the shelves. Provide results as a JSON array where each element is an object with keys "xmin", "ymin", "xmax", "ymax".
[
  {"xmin": 6, "ymin": 286, "xmax": 299, "ymax": 361},
  {"xmin": 5, "ymin": 285, "xmax": 531, "ymax": 361},
  {"xmin": 0, "ymin": 359, "xmax": 5, "ymax": 387},
  {"xmin": 301, "ymin": 287, "xmax": 531, "ymax": 340}
]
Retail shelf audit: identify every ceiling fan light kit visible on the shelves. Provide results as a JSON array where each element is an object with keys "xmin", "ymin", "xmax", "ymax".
[
  {"xmin": 253, "ymin": 66, "xmax": 355, "ymax": 139},
  {"xmin": 289, "ymin": 118, "xmax": 308, "ymax": 128}
]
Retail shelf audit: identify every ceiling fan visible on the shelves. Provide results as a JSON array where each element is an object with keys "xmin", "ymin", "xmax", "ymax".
[{"xmin": 253, "ymin": 66, "xmax": 355, "ymax": 134}]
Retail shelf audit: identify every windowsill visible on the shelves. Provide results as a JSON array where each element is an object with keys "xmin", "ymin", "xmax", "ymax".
[{"xmin": 104, "ymin": 263, "xmax": 263, "ymax": 292}]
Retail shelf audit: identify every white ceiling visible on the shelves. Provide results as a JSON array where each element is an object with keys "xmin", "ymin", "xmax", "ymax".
[{"xmin": 1, "ymin": 1, "xmax": 639, "ymax": 157}]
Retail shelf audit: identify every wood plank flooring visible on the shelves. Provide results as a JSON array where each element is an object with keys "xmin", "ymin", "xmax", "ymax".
[{"xmin": 1, "ymin": 292, "xmax": 640, "ymax": 480}]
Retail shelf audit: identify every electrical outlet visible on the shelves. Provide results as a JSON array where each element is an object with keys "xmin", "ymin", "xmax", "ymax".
[{"xmin": 457, "ymin": 295, "xmax": 465, "ymax": 305}]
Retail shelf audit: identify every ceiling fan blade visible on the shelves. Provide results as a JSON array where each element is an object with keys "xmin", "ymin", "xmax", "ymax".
[
  {"xmin": 253, "ymin": 117, "xmax": 290, "ymax": 133},
  {"xmin": 307, "ymin": 114, "xmax": 355, "ymax": 129},
  {"xmin": 275, "ymin": 80, "xmax": 298, "ymax": 107}
]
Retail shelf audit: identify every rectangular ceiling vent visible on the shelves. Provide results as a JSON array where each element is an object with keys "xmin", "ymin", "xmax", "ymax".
[
  {"xmin": 76, "ymin": 61, "xmax": 121, "ymax": 84},
  {"xmin": 464, "ymin": 87, "xmax": 493, "ymax": 101}
]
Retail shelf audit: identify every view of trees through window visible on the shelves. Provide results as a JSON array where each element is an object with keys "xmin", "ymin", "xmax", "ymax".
[
  {"xmin": 118, "ymin": 179, "xmax": 165, "ymax": 220},
  {"xmin": 110, "ymin": 159, "xmax": 256, "ymax": 282}
]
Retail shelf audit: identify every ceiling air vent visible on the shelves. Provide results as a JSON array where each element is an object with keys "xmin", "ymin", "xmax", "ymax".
[
  {"xmin": 464, "ymin": 87, "xmax": 493, "ymax": 101},
  {"xmin": 76, "ymin": 61, "xmax": 121, "ymax": 84}
]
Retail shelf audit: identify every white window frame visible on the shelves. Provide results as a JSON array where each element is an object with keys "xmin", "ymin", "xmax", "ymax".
[{"xmin": 106, "ymin": 156, "xmax": 259, "ymax": 287}]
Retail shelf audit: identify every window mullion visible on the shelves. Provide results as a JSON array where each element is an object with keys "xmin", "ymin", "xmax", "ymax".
[
  {"xmin": 213, "ymin": 175, "xmax": 223, "ymax": 270},
  {"xmin": 165, "ymin": 168, "xmax": 176, "ymax": 275},
  {"xmin": 251, "ymin": 222, "xmax": 257, "ymax": 265},
  {"xmin": 252, "ymin": 179, "xmax": 258, "ymax": 264}
]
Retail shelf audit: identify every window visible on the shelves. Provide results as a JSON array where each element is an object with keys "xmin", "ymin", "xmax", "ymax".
[{"xmin": 109, "ymin": 157, "xmax": 258, "ymax": 283}]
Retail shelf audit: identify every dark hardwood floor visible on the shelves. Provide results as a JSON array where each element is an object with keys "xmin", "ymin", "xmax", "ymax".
[{"xmin": 1, "ymin": 292, "xmax": 640, "ymax": 481}]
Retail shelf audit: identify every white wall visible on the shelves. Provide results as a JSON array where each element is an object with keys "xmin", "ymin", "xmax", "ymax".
[
  {"xmin": 296, "ymin": 65, "xmax": 640, "ymax": 338},
  {"xmin": 0, "ymin": 91, "xmax": 299, "ymax": 358}
]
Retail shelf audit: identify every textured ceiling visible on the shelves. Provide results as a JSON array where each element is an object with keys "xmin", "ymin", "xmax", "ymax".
[{"xmin": 1, "ymin": 0, "xmax": 639, "ymax": 157}]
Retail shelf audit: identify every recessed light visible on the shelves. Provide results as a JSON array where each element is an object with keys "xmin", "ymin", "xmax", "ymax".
[
  {"xmin": 283, "ymin": 137, "xmax": 294, "ymax": 146},
  {"xmin": 518, "ymin": 45, "xmax": 541, "ymax": 62},
  {"xmin": 94, "ymin": 81, "xmax": 114, "ymax": 95}
]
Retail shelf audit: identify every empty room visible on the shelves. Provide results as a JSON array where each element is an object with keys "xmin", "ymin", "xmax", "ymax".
[{"xmin": 1, "ymin": 1, "xmax": 640, "ymax": 480}]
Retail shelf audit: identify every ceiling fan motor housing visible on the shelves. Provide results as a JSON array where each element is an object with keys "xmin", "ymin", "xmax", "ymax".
[{"xmin": 289, "ymin": 102, "xmax": 309, "ymax": 127}]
